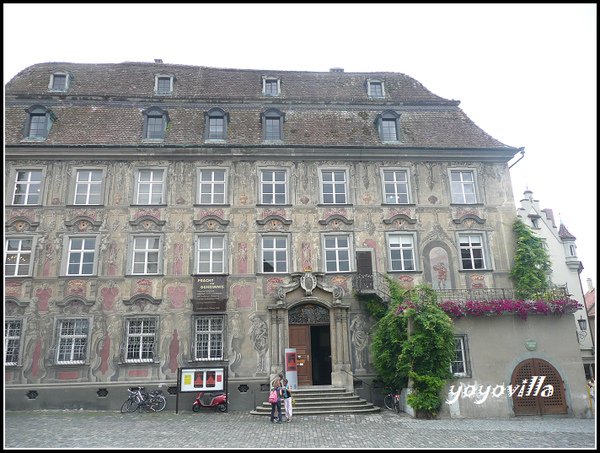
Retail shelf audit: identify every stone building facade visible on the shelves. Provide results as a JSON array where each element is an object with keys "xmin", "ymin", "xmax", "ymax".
[{"xmin": 4, "ymin": 62, "xmax": 590, "ymax": 416}]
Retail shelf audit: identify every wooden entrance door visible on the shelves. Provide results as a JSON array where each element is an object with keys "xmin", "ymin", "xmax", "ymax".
[
  {"xmin": 289, "ymin": 325, "xmax": 312, "ymax": 386},
  {"xmin": 511, "ymin": 358, "xmax": 567, "ymax": 415}
]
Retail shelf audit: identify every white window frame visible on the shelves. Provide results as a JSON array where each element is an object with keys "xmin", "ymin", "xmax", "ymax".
[
  {"xmin": 134, "ymin": 168, "xmax": 166, "ymax": 205},
  {"xmin": 124, "ymin": 317, "xmax": 158, "ymax": 363},
  {"xmin": 11, "ymin": 169, "xmax": 44, "ymax": 206},
  {"xmin": 451, "ymin": 335, "xmax": 471, "ymax": 377},
  {"xmin": 5, "ymin": 319, "xmax": 25, "ymax": 366},
  {"xmin": 458, "ymin": 233, "xmax": 488, "ymax": 270},
  {"xmin": 260, "ymin": 234, "xmax": 289, "ymax": 274},
  {"xmin": 55, "ymin": 318, "xmax": 90, "ymax": 365},
  {"xmin": 154, "ymin": 75, "xmax": 174, "ymax": 95},
  {"xmin": 259, "ymin": 168, "xmax": 289, "ymax": 205},
  {"xmin": 449, "ymin": 169, "xmax": 479, "ymax": 204},
  {"xmin": 381, "ymin": 168, "xmax": 411, "ymax": 204},
  {"xmin": 322, "ymin": 233, "xmax": 353, "ymax": 273},
  {"xmin": 195, "ymin": 234, "xmax": 227, "ymax": 274},
  {"xmin": 5, "ymin": 237, "xmax": 36, "ymax": 277},
  {"xmin": 129, "ymin": 234, "xmax": 164, "ymax": 275},
  {"xmin": 386, "ymin": 232, "xmax": 418, "ymax": 271},
  {"xmin": 63, "ymin": 235, "xmax": 99, "ymax": 276},
  {"xmin": 196, "ymin": 168, "xmax": 228, "ymax": 205},
  {"xmin": 367, "ymin": 79, "xmax": 385, "ymax": 98},
  {"xmin": 262, "ymin": 77, "xmax": 281, "ymax": 96},
  {"xmin": 72, "ymin": 168, "xmax": 105, "ymax": 206},
  {"xmin": 193, "ymin": 315, "xmax": 224, "ymax": 361},
  {"xmin": 49, "ymin": 72, "xmax": 70, "ymax": 92},
  {"xmin": 319, "ymin": 168, "xmax": 349, "ymax": 205}
]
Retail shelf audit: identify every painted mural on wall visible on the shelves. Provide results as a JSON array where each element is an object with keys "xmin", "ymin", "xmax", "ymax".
[
  {"xmin": 430, "ymin": 246, "xmax": 451, "ymax": 290},
  {"xmin": 249, "ymin": 313, "xmax": 269, "ymax": 375},
  {"xmin": 350, "ymin": 314, "xmax": 369, "ymax": 373}
]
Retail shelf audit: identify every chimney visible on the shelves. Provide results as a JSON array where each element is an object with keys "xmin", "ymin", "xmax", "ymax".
[
  {"xmin": 587, "ymin": 278, "xmax": 594, "ymax": 292},
  {"xmin": 330, "ymin": 67, "xmax": 344, "ymax": 73},
  {"xmin": 154, "ymin": 59, "xmax": 163, "ymax": 64}
]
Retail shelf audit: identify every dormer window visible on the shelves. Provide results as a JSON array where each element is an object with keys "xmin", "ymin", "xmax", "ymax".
[
  {"xmin": 142, "ymin": 107, "xmax": 169, "ymax": 140},
  {"xmin": 375, "ymin": 110, "xmax": 400, "ymax": 142},
  {"xmin": 367, "ymin": 79, "xmax": 385, "ymax": 98},
  {"xmin": 204, "ymin": 108, "xmax": 229, "ymax": 141},
  {"xmin": 155, "ymin": 75, "xmax": 174, "ymax": 95},
  {"xmin": 262, "ymin": 108, "xmax": 285, "ymax": 141},
  {"xmin": 263, "ymin": 77, "xmax": 280, "ymax": 97},
  {"xmin": 49, "ymin": 73, "xmax": 69, "ymax": 92},
  {"xmin": 23, "ymin": 105, "xmax": 55, "ymax": 140}
]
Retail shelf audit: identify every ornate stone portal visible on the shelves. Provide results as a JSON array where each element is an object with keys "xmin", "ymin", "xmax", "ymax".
[{"xmin": 269, "ymin": 272, "xmax": 353, "ymax": 390}]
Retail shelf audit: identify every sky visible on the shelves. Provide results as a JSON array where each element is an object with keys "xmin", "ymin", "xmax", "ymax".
[{"xmin": 3, "ymin": 3, "xmax": 597, "ymax": 290}]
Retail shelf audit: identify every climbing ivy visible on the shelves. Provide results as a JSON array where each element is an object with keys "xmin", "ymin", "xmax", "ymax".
[{"xmin": 510, "ymin": 218, "xmax": 552, "ymax": 300}]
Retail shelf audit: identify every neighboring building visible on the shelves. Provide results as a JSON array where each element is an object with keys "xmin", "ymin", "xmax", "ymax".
[
  {"xmin": 4, "ymin": 62, "xmax": 590, "ymax": 417},
  {"xmin": 584, "ymin": 278, "xmax": 596, "ymax": 379},
  {"xmin": 517, "ymin": 190, "xmax": 595, "ymax": 380}
]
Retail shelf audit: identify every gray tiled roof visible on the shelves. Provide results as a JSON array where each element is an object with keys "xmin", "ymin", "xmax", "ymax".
[{"xmin": 5, "ymin": 62, "xmax": 516, "ymax": 149}]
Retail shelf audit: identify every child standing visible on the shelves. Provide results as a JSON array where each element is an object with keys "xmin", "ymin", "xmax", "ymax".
[{"xmin": 282, "ymin": 378, "xmax": 293, "ymax": 422}]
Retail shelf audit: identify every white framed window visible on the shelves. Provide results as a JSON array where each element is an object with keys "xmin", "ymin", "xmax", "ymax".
[
  {"xmin": 367, "ymin": 80, "xmax": 385, "ymax": 98},
  {"xmin": 73, "ymin": 169, "xmax": 104, "ymax": 205},
  {"xmin": 195, "ymin": 235, "xmax": 226, "ymax": 274},
  {"xmin": 49, "ymin": 73, "xmax": 69, "ymax": 91},
  {"xmin": 262, "ymin": 77, "xmax": 280, "ymax": 96},
  {"xmin": 261, "ymin": 235, "xmax": 289, "ymax": 273},
  {"xmin": 381, "ymin": 169, "xmax": 410, "ymax": 204},
  {"xmin": 154, "ymin": 75, "xmax": 174, "ymax": 95},
  {"xmin": 197, "ymin": 168, "xmax": 227, "ymax": 204},
  {"xmin": 320, "ymin": 169, "xmax": 348, "ymax": 204},
  {"xmin": 12, "ymin": 170, "xmax": 43, "ymax": 205},
  {"xmin": 375, "ymin": 110, "xmax": 400, "ymax": 142},
  {"xmin": 5, "ymin": 319, "xmax": 24, "ymax": 366},
  {"xmin": 451, "ymin": 335, "xmax": 471, "ymax": 377},
  {"xmin": 260, "ymin": 169, "xmax": 288, "ymax": 205},
  {"xmin": 193, "ymin": 315, "xmax": 224, "ymax": 361},
  {"xmin": 459, "ymin": 233, "xmax": 487, "ymax": 270},
  {"xmin": 5, "ymin": 237, "xmax": 35, "ymax": 277},
  {"xmin": 130, "ymin": 235, "xmax": 162, "ymax": 275},
  {"xmin": 387, "ymin": 233, "xmax": 417, "ymax": 271},
  {"xmin": 56, "ymin": 318, "xmax": 90, "ymax": 364},
  {"xmin": 125, "ymin": 317, "xmax": 158, "ymax": 363},
  {"xmin": 450, "ymin": 169, "xmax": 478, "ymax": 204},
  {"xmin": 135, "ymin": 169, "xmax": 166, "ymax": 205},
  {"xmin": 65, "ymin": 236, "xmax": 98, "ymax": 276},
  {"xmin": 323, "ymin": 234, "xmax": 352, "ymax": 273}
]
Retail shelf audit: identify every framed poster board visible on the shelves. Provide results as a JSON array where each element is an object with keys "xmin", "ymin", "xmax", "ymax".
[{"xmin": 176, "ymin": 366, "xmax": 228, "ymax": 413}]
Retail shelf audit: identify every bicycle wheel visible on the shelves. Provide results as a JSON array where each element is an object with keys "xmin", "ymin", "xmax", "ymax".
[
  {"xmin": 147, "ymin": 395, "xmax": 167, "ymax": 412},
  {"xmin": 383, "ymin": 394, "xmax": 394, "ymax": 410},
  {"xmin": 121, "ymin": 398, "xmax": 138, "ymax": 413}
]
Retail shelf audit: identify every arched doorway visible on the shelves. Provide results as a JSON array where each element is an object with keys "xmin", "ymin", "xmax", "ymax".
[
  {"xmin": 288, "ymin": 304, "xmax": 332, "ymax": 386},
  {"xmin": 511, "ymin": 358, "xmax": 567, "ymax": 415}
]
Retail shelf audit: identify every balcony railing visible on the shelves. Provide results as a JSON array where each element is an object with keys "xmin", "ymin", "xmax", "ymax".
[{"xmin": 352, "ymin": 273, "xmax": 569, "ymax": 304}]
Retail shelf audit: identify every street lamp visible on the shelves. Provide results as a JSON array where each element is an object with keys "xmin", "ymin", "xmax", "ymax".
[{"xmin": 578, "ymin": 316, "xmax": 588, "ymax": 331}]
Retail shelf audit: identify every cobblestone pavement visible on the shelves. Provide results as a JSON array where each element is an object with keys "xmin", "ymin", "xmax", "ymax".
[{"xmin": 4, "ymin": 409, "xmax": 596, "ymax": 449}]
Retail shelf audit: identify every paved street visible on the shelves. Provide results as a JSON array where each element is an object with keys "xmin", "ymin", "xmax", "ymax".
[{"xmin": 4, "ymin": 409, "xmax": 596, "ymax": 449}]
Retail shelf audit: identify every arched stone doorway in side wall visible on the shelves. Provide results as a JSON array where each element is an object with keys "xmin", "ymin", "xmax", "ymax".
[
  {"xmin": 288, "ymin": 303, "xmax": 332, "ymax": 386},
  {"xmin": 511, "ymin": 358, "xmax": 568, "ymax": 416}
]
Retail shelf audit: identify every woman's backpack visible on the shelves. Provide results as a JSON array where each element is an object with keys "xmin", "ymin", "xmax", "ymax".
[{"xmin": 268, "ymin": 389, "xmax": 278, "ymax": 404}]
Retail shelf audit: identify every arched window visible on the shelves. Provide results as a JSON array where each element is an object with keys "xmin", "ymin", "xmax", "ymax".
[
  {"xmin": 375, "ymin": 110, "xmax": 400, "ymax": 142},
  {"xmin": 142, "ymin": 107, "xmax": 169, "ymax": 140},
  {"xmin": 204, "ymin": 108, "xmax": 229, "ymax": 141},
  {"xmin": 23, "ymin": 105, "xmax": 55, "ymax": 140},
  {"xmin": 261, "ymin": 108, "xmax": 285, "ymax": 141}
]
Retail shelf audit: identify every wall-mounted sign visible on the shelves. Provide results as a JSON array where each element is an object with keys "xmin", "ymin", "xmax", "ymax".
[
  {"xmin": 180, "ymin": 367, "xmax": 225, "ymax": 392},
  {"xmin": 191, "ymin": 276, "xmax": 227, "ymax": 311}
]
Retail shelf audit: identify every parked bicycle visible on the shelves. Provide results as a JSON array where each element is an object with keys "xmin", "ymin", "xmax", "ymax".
[
  {"xmin": 383, "ymin": 390, "xmax": 401, "ymax": 413},
  {"xmin": 120, "ymin": 387, "xmax": 167, "ymax": 413}
]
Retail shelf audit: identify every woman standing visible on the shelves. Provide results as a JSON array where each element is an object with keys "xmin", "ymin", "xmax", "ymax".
[
  {"xmin": 269, "ymin": 377, "xmax": 283, "ymax": 424},
  {"xmin": 282, "ymin": 378, "xmax": 293, "ymax": 422}
]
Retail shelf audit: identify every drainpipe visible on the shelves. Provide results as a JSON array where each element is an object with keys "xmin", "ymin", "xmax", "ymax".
[{"xmin": 509, "ymin": 147, "xmax": 526, "ymax": 169}]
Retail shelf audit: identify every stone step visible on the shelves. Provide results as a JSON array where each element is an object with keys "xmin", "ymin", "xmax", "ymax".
[{"xmin": 250, "ymin": 406, "xmax": 381, "ymax": 416}]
